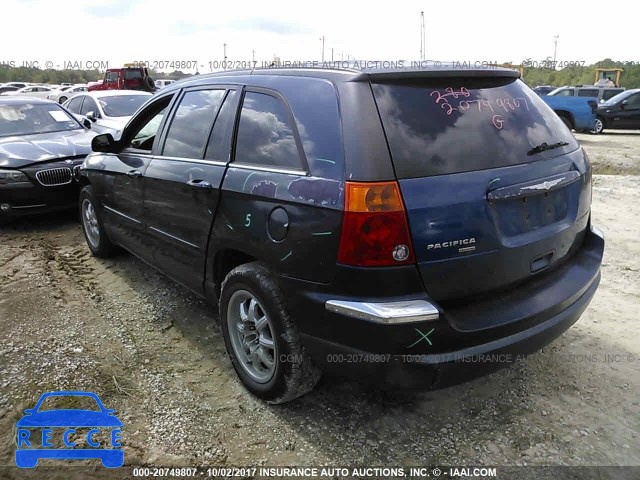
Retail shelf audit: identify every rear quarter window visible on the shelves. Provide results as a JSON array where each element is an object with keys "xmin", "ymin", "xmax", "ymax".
[
  {"xmin": 234, "ymin": 91, "xmax": 303, "ymax": 170},
  {"xmin": 372, "ymin": 77, "xmax": 579, "ymax": 178}
]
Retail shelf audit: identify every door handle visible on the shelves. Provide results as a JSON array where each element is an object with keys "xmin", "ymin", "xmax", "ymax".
[
  {"xmin": 187, "ymin": 179, "xmax": 213, "ymax": 189},
  {"xmin": 126, "ymin": 170, "xmax": 142, "ymax": 178}
]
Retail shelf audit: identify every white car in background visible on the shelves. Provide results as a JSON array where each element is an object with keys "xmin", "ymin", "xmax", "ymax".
[
  {"xmin": 1, "ymin": 85, "xmax": 54, "ymax": 98},
  {"xmin": 63, "ymin": 90, "xmax": 152, "ymax": 135},
  {"xmin": 155, "ymin": 79, "xmax": 175, "ymax": 89},
  {"xmin": 48, "ymin": 84, "xmax": 88, "ymax": 104},
  {"xmin": 2, "ymin": 82, "xmax": 29, "ymax": 89}
]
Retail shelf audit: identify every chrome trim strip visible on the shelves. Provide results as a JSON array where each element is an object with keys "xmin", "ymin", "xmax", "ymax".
[
  {"xmin": 103, "ymin": 205, "xmax": 141, "ymax": 224},
  {"xmin": 230, "ymin": 163, "xmax": 306, "ymax": 176},
  {"xmin": 325, "ymin": 299, "xmax": 440, "ymax": 324},
  {"xmin": 590, "ymin": 223, "xmax": 604, "ymax": 240},
  {"xmin": 149, "ymin": 226, "xmax": 199, "ymax": 249},
  {"xmin": 154, "ymin": 156, "xmax": 227, "ymax": 167},
  {"xmin": 11, "ymin": 204, "xmax": 47, "ymax": 209}
]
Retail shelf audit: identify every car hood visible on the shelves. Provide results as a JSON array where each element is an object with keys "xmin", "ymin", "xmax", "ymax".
[
  {"xmin": 16, "ymin": 409, "xmax": 123, "ymax": 427},
  {"xmin": 0, "ymin": 129, "xmax": 94, "ymax": 168}
]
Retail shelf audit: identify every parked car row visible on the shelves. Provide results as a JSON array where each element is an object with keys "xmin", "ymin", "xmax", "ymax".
[
  {"xmin": 47, "ymin": 84, "xmax": 88, "ymax": 104},
  {"xmin": 0, "ymin": 63, "xmax": 607, "ymax": 404}
]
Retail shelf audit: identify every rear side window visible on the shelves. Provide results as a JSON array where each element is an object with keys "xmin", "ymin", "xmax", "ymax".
[
  {"xmin": 162, "ymin": 89, "xmax": 225, "ymax": 159},
  {"xmin": 554, "ymin": 89, "xmax": 574, "ymax": 96},
  {"xmin": 578, "ymin": 89, "xmax": 599, "ymax": 97},
  {"xmin": 234, "ymin": 92, "xmax": 302, "ymax": 170},
  {"xmin": 372, "ymin": 78, "xmax": 578, "ymax": 178}
]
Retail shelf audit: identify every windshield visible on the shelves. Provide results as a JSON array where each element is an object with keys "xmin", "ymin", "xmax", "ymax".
[
  {"xmin": 372, "ymin": 77, "xmax": 578, "ymax": 178},
  {"xmin": 547, "ymin": 87, "xmax": 574, "ymax": 96},
  {"xmin": 37, "ymin": 395, "xmax": 101, "ymax": 412},
  {"xmin": 98, "ymin": 95, "xmax": 149, "ymax": 117},
  {"xmin": 0, "ymin": 103, "xmax": 81, "ymax": 137}
]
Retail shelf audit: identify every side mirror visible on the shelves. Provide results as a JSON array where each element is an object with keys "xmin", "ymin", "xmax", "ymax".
[
  {"xmin": 86, "ymin": 111, "xmax": 98, "ymax": 121},
  {"xmin": 620, "ymin": 100, "xmax": 628, "ymax": 109},
  {"xmin": 91, "ymin": 133, "xmax": 117, "ymax": 153},
  {"xmin": 82, "ymin": 118, "xmax": 92, "ymax": 129},
  {"xmin": 24, "ymin": 408, "xmax": 35, "ymax": 415}
]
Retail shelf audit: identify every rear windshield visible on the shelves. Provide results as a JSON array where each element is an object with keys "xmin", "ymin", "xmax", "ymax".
[
  {"xmin": 372, "ymin": 78, "xmax": 578, "ymax": 178},
  {"xmin": 124, "ymin": 69, "xmax": 143, "ymax": 79}
]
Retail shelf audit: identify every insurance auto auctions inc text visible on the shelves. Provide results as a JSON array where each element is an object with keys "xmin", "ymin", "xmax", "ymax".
[{"xmin": 252, "ymin": 466, "xmax": 497, "ymax": 478}]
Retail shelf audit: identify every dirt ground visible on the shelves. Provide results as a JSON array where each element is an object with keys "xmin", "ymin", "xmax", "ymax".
[{"xmin": 0, "ymin": 132, "xmax": 638, "ymax": 479}]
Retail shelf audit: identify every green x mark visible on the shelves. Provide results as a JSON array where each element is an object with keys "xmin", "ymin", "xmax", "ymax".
[{"xmin": 407, "ymin": 328, "xmax": 434, "ymax": 348}]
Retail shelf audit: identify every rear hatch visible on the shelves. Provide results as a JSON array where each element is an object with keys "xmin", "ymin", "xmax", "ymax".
[{"xmin": 371, "ymin": 74, "xmax": 592, "ymax": 304}]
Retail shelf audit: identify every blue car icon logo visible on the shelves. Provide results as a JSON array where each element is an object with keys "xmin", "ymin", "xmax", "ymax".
[{"xmin": 15, "ymin": 391, "xmax": 123, "ymax": 468}]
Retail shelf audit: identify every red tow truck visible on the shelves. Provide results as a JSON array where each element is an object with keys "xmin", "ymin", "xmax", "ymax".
[{"xmin": 88, "ymin": 64, "xmax": 156, "ymax": 92}]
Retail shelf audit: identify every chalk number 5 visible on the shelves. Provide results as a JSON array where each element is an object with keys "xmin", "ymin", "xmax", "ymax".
[{"xmin": 245, "ymin": 214, "xmax": 252, "ymax": 227}]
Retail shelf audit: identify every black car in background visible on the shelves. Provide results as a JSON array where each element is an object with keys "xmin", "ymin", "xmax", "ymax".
[
  {"xmin": 0, "ymin": 97, "xmax": 95, "ymax": 221},
  {"xmin": 0, "ymin": 86, "xmax": 20, "ymax": 95},
  {"xmin": 593, "ymin": 89, "xmax": 640, "ymax": 134},
  {"xmin": 78, "ymin": 66, "xmax": 603, "ymax": 403}
]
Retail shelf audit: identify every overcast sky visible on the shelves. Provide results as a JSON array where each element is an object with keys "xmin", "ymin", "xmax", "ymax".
[{"xmin": 1, "ymin": 0, "xmax": 635, "ymax": 73}]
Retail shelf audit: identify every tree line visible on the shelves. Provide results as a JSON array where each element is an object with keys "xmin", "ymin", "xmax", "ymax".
[{"xmin": 2, "ymin": 59, "xmax": 639, "ymax": 88}]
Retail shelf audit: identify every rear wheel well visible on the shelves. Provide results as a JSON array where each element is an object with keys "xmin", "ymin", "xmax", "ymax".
[
  {"xmin": 214, "ymin": 249, "xmax": 257, "ymax": 297},
  {"xmin": 555, "ymin": 110, "xmax": 574, "ymax": 129}
]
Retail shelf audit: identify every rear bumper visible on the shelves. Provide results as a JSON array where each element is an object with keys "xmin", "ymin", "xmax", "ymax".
[{"xmin": 281, "ymin": 224, "xmax": 604, "ymax": 389}]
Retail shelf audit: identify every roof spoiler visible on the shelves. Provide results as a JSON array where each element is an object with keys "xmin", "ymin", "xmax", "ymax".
[{"xmin": 352, "ymin": 68, "xmax": 521, "ymax": 82}]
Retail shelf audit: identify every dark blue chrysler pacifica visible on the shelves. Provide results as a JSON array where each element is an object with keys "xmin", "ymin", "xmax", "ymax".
[{"xmin": 77, "ymin": 64, "xmax": 604, "ymax": 403}]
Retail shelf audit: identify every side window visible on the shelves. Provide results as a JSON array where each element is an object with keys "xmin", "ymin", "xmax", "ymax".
[
  {"xmin": 234, "ymin": 91, "xmax": 302, "ymax": 170},
  {"xmin": 626, "ymin": 94, "xmax": 640, "ymax": 107},
  {"xmin": 126, "ymin": 95, "xmax": 173, "ymax": 151},
  {"xmin": 162, "ymin": 89, "xmax": 225, "ymax": 159},
  {"xmin": 205, "ymin": 90, "xmax": 238, "ymax": 162},
  {"xmin": 106, "ymin": 72, "xmax": 119, "ymax": 83},
  {"xmin": 602, "ymin": 90, "xmax": 623, "ymax": 101},
  {"xmin": 66, "ymin": 96, "xmax": 83, "ymax": 113},
  {"xmin": 557, "ymin": 89, "xmax": 574, "ymax": 96},
  {"xmin": 578, "ymin": 89, "xmax": 598, "ymax": 97},
  {"xmin": 80, "ymin": 97, "xmax": 98, "ymax": 115}
]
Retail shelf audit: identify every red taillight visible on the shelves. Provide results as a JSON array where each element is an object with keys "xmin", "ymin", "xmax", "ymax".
[{"xmin": 338, "ymin": 181, "xmax": 415, "ymax": 267}]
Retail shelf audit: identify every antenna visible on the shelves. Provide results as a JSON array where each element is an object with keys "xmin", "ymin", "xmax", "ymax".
[{"xmin": 420, "ymin": 11, "xmax": 425, "ymax": 60}]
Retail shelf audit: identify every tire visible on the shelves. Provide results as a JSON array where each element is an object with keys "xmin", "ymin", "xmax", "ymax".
[
  {"xmin": 145, "ymin": 76, "xmax": 155, "ymax": 91},
  {"xmin": 590, "ymin": 117, "xmax": 604, "ymax": 135},
  {"xmin": 59, "ymin": 96, "xmax": 67, "ymax": 104},
  {"xmin": 79, "ymin": 185, "xmax": 117, "ymax": 258},
  {"xmin": 219, "ymin": 262, "xmax": 321, "ymax": 403},
  {"xmin": 560, "ymin": 115, "xmax": 573, "ymax": 130}
]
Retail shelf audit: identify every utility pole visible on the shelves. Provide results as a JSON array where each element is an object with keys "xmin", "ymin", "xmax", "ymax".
[
  {"xmin": 331, "ymin": 48, "xmax": 334, "ymax": 62},
  {"xmin": 420, "ymin": 11, "xmax": 425, "ymax": 60},
  {"xmin": 252, "ymin": 50, "xmax": 255, "ymax": 63},
  {"xmin": 320, "ymin": 36, "xmax": 325, "ymax": 62},
  {"xmin": 553, "ymin": 34, "xmax": 559, "ymax": 67},
  {"xmin": 223, "ymin": 43, "xmax": 228, "ymax": 63}
]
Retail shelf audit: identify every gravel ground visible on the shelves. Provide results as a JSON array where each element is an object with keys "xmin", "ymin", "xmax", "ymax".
[{"xmin": 0, "ymin": 133, "xmax": 638, "ymax": 479}]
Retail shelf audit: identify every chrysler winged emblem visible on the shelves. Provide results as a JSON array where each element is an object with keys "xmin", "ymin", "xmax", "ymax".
[{"xmin": 521, "ymin": 177, "xmax": 564, "ymax": 191}]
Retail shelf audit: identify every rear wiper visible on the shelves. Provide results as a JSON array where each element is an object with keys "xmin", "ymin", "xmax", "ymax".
[{"xmin": 527, "ymin": 141, "xmax": 569, "ymax": 156}]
